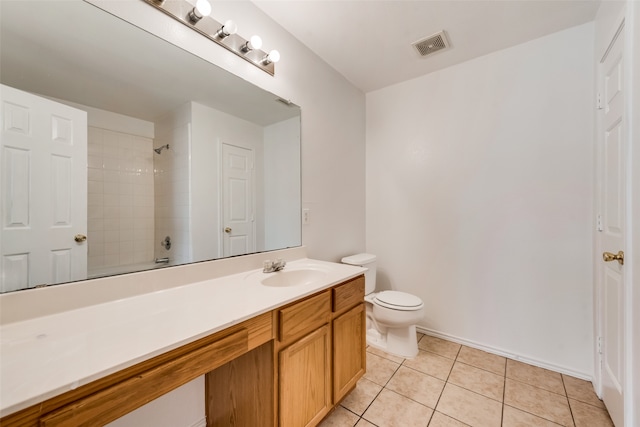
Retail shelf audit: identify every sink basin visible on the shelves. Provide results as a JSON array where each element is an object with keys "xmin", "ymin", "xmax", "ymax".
[{"xmin": 261, "ymin": 269, "xmax": 328, "ymax": 287}]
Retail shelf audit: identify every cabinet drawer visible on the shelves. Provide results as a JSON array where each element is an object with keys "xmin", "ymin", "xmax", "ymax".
[
  {"xmin": 332, "ymin": 276, "xmax": 365, "ymax": 314},
  {"xmin": 279, "ymin": 291, "xmax": 331, "ymax": 343},
  {"xmin": 40, "ymin": 329, "xmax": 248, "ymax": 427}
]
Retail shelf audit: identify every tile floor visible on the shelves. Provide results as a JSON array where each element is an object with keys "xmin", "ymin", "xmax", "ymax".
[{"xmin": 320, "ymin": 333, "xmax": 614, "ymax": 427}]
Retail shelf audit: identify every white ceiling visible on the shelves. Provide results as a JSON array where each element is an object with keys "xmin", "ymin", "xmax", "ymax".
[{"xmin": 253, "ymin": 0, "xmax": 601, "ymax": 93}]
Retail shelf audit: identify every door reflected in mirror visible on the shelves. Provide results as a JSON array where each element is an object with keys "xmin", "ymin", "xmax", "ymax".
[{"xmin": 0, "ymin": 0, "xmax": 301, "ymax": 293}]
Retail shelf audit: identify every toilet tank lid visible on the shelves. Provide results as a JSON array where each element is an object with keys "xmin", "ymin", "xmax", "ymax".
[
  {"xmin": 341, "ymin": 253, "xmax": 376, "ymax": 265},
  {"xmin": 374, "ymin": 291, "xmax": 423, "ymax": 308}
]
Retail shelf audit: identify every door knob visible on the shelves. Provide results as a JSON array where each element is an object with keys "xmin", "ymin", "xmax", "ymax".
[
  {"xmin": 224, "ymin": 227, "xmax": 232, "ymax": 233},
  {"xmin": 603, "ymin": 250, "xmax": 624, "ymax": 265},
  {"xmin": 74, "ymin": 234, "xmax": 87, "ymax": 243}
]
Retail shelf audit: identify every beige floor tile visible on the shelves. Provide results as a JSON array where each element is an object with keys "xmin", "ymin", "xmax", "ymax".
[
  {"xmin": 363, "ymin": 389, "xmax": 433, "ymax": 427},
  {"xmin": 448, "ymin": 362, "xmax": 504, "ymax": 402},
  {"xmin": 367, "ymin": 346, "xmax": 406, "ymax": 364},
  {"xmin": 319, "ymin": 406, "xmax": 360, "ymax": 427},
  {"xmin": 436, "ymin": 383, "xmax": 502, "ymax": 427},
  {"xmin": 418, "ymin": 335, "xmax": 461, "ymax": 360},
  {"xmin": 570, "ymin": 399, "xmax": 614, "ymax": 427},
  {"xmin": 504, "ymin": 379, "xmax": 574, "ymax": 426},
  {"xmin": 562, "ymin": 375, "xmax": 605, "ymax": 408},
  {"xmin": 341, "ymin": 377, "xmax": 383, "ymax": 415},
  {"xmin": 363, "ymin": 352, "xmax": 400, "ymax": 386},
  {"xmin": 456, "ymin": 346, "xmax": 506, "ymax": 376},
  {"xmin": 428, "ymin": 411, "xmax": 470, "ymax": 426},
  {"xmin": 347, "ymin": 336, "xmax": 616, "ymax": 427},
  {"xmin": 386, "ymin": 365, "xmax": 446, "ymax": 408},
  {"xmin": 502, "ymin": 405, "xmax": 563, "ymax": 426},
  {"xmin": 403, "ymin": 349, "xmax": 454, "ymax": 381},
  {"xmin": 506, "ymin": 360, "xmax": 565, "ymax": 395}
]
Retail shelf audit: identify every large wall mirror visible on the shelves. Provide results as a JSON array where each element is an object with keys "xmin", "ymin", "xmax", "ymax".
[{"xmin": 0, "ymin": 0, "xmax": 301, "ymax": 293}]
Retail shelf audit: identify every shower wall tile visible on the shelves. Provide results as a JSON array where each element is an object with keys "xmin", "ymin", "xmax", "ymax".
[{"xmin": 87, "ymin": 127, "xmax": 155, "ymax": 273}]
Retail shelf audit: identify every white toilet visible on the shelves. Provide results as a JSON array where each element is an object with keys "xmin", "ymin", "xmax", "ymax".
[{"xmin": 342, "ymin": 253, "xmax": 424, "ymax": 358}]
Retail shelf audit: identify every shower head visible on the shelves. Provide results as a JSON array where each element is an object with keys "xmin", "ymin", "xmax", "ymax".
[{"xmin": 154, "ymin": 144, "xmax": 169, "ymax": 154}]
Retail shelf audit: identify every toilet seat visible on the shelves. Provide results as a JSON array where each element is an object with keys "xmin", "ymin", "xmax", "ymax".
[{"xmin": 373, "ymin": 291, "xmax": 424, "ymax": 311}]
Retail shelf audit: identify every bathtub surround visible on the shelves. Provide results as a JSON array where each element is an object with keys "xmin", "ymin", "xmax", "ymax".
[
  {"xmin": 154, "ymin": 103, "xmax": 192, "ymax": 265},
  {"xmin": 366, "ymin": 23, "xmax": 595, "ymax": 378},
  {"xmin": 45, "ymin": 99, "xmax": 159, "ymax": 277},
  {"xmin": 87, "ymin": 127, "xmax": 155, "ymax": 273}
]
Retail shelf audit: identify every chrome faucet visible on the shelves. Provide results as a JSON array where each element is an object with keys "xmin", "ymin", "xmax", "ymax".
[{"xmin": 263, "ymin": 259, "xmax": 286, "ymax": 273}]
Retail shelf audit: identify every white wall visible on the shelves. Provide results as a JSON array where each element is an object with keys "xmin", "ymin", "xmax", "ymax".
[
  {"xmin": 366, "ymin": 23, "xmax": 595, "ymax": 376},
  {"xmin": 190, "ymin": 101, "xmax": 265, "ymax": 259},
  {"xmin": 264, "ymin": 117, "xmax": 301, "ymax": 251},
  {"xmin": 154, "ymin": 103, "xmax": 193, "ymax": 266},
  {"xmin": 89, "ymin": 1, "xmax": 366, "ymax": 425}
]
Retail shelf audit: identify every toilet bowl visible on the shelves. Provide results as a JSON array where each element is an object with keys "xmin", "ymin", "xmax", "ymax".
[{"xmin": 342, "ymin": 254, "xmax": 424, "ymax": 358}]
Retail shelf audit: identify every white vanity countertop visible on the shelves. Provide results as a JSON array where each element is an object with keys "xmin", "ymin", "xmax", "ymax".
[{"xmin": 0, "ymin": 258, "xmax": 366, "ymax": 417}]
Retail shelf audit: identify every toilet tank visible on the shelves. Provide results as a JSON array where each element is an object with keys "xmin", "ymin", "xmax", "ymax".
[{"xmin": 341, "ymin": 253, "xmax": 377, "ymax": 295}]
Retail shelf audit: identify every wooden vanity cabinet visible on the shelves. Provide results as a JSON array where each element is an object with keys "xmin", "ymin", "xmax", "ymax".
[
  {"xmin": 0, "ymin": 275, "xmax": 365, "ymax": 427},
  {"xmin": 205, "ymin": 340, "xmax": 275, "ymax": 427},
  {"xmin": 0, "ymin": 312, "xmax": 274, "ymax": 427},
  {"xmin": 331, "ymin": 277, "xmax": 366, "ymax": 403},
  {"xmin": 275, "ymin": 276, "xmax": 365, "ymax": 427},
  {"xmin": 333, "ymin": 304, "xmax": 365, "ymax": 402},
  {"xmin": 277, "ymin": 291, "xmax": 332, "ymax": 427}
]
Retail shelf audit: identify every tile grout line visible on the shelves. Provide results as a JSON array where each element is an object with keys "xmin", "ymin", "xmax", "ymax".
[
  {"xmin": 334, "ymin": 335, "xmax": 610, "ymax": 427},
  {"xmin": 425, "ymin": 341, "xmax": 473, "ymax": 427},
  {"xmin": 561, "ymin": 374, "xmax": 577, "ymax": 427},
  {"xmin": 356, "ymin": 348, "xmax": 404, "ymax": 426},
  {"xmin": 501, "ymin": 361, "xmax": 507, "ymax": 426}
]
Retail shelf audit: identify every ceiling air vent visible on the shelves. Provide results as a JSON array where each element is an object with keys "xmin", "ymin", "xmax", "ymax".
[{"xmin": 412, "ymin": 31, "xmax": 450, "ymax": 57}]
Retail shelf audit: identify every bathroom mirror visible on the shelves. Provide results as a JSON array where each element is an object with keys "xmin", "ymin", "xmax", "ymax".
[{"xmin": 0, "ymin": 0, "xmax": 301, "ymax": 293}]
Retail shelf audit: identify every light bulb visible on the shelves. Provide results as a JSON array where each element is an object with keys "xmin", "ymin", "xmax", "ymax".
[
  {"xmin": 195, "ymin": 0, "xmax": 211, "ymax": 17},
  {"xmin": 188, "ymin": 0, "xmax": 211, "ymax": 22},
  {"xmin": 249, "ymin": 35, "xmax": 263, "ymax": 50},
  {"xmin": 242, "ymin": 35, "xmax": 263, "ymax": 53},
  {"xmin": 262, "ymin": 49, "xmax": 280, "ymax": 64},
  {"xmin": 217, "ymin": 19, "xmax": 237, "ymax": 38}
]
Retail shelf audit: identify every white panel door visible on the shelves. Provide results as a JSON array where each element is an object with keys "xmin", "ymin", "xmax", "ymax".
[
  {"xmin": 221, "ymin": 143, "xmax": 254, "ymax": 257},
  {"xmin": 0, "ymin": 84, "xmax": 87, "ymax": 292},
  {"xmin": 598, "ymin": 23, "xmax": 626, "ymax": 427}
]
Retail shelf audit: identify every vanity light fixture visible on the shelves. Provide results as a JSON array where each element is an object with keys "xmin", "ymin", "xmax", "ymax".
[
  {"xmin": 187, "ymin": 0, "xmax": 211, "ymax": 23},
  {"xmin": 142, "ymin": 0, "xmax": 280, "ymax": 75},
  {"xmin": 241, "ymin": 35, "xmax": 263, "ymax": 53}
]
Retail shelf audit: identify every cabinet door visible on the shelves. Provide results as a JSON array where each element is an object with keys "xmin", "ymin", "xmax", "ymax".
[
  {"xmin": 279, "ymin": 325, "xmax": 331, "ymax": 427},
  {"xmin": 333, "ymin": 303, "xmax": 366, "ymax": 403},
  {"xmin": 206, "ymin": 342, "xmax": 274, "ymax": 427}
]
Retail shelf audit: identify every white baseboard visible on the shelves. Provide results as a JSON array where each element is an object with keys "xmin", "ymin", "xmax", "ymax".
[
  {"xmin": 416, "ymin": 326, "xmax": 593, "ymax": 382},
  {"xmin": 190, "ymin": 418, "xmax": 207, "ymax": 427}
]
